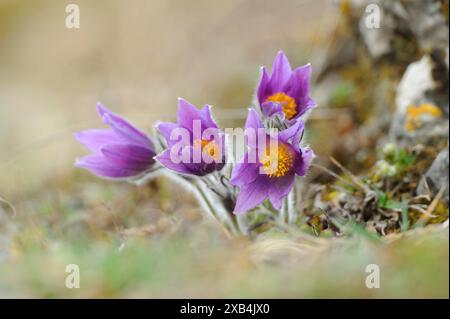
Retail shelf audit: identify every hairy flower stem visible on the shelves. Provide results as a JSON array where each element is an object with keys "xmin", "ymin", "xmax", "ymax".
[
  {"xmin": 192, "ymin": 179, "xmax": 239, "ymax": 236},
  {"xmin": 280, "ymin": 197, "xmax": 288, "ymax": 224},
  {"xmin": 287, "ymin": 182, "xmax": 298, "ymax": 224},
  {"xmin": 139, "ymin": 166, "xmax": 241, "ymax": 236}
]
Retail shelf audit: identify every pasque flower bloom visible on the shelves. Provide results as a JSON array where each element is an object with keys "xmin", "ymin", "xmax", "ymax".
[
  {"xmin": 231, "ymin": 109, "xmax": 313, "ymax": 213},
  {"xmin": 75, "ymin": 103, "xmax": 156, "ymax": 178},
  {"xmin": 257, "ymin": 51, "xmax": 315, "ymax": 121},
  {"xmin": 155, "ymin": 98, "xmax": 225, "ymax": 176}
]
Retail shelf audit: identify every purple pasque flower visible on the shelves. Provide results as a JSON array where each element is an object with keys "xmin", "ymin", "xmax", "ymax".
[
  {"xmin": 231, "ymin": 109, "xmax": 313, "ymax": 214},
  {"xmin": 257, "ymin": 50, "xmax": 315, "ymax": 121},
  {"xmin": 75, "ymin": 103, "xmax": 156, "ymax": 179},
  {"xmin": 155, "ymin": 98, "xmax": 225, "ymax": 176}
]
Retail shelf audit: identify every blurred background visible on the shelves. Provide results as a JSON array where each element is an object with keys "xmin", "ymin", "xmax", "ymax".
[{"xmin": 0, "ymin": 0, "xmax": 333, "ymax": 196}]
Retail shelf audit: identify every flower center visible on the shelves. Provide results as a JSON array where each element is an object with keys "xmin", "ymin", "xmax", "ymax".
[
  {"xmin": 260, "ymin": 143, "xmax": 294, "ymax": 178},
  {"xmin": 193, "ymin": 139, "xmax": 220, "ymax": 161},
  {"xmin": 265, "ymin": 93, "xmax": 297, "ymax": 120}
]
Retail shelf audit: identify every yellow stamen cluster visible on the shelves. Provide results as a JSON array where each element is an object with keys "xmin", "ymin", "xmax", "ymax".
[
  {"xmin": 265, "ymin": 92, "xmax": 297, "ymax": 120},
  {"xmin": 194, "ymin": 139, "xmax": 220, "ymax": 161},
  {"xmin": 260, "ymin": 143, "xmax": 294, "ymax": 178},
  {"xmin": 405, "ymin": 103, "xmax": 443, "ymax": 132}
]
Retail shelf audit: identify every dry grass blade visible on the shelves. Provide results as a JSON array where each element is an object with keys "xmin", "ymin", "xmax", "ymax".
[
  {"xmin": 419, "ymin": 185, "xmax": 447, "ymax": 222},
  {"xmin": 0, "ymin": 195, "xmax": 16, "ymax": 219},
  {"xmin": 311, "ymin": 163, "xmax": 355, "ymax": 189},
  {"xmin": 329, "ymin": 157, "xmax": 371, "ymax": 193}
]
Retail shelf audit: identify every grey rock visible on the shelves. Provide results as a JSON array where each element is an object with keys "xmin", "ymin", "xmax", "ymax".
[
  {"xmin": 417, "ymin": 146, "xmax": 449, "ymax": 202},
  {"xmin": 390, "ymin": 54, "xmax": 449, "ymax": 146},
  {"xmin": 358, "ymin": 20, "xmax": 391, "ymax": 60},
  {"xmin": 338, "ymin": 0, "xmax": 448, "ymax": 60},
  {"xmin": 405, "ymin": 0, "xmax": 449, "ymax": 52}
]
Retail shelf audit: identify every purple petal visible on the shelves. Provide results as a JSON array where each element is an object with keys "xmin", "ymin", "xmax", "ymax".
[
  {"xmin": 155, "ymin": 149, "xmax": 193, "ymax": 175},
  {"xmin": 100, "ymin": 144, "xmax": 155, "ymax": 171},
  {"xmin": 176, "ymin": 99, "xmax": 219, "ymax": 133},
  {"xmin": 177, "ymin": 98, "xmax": 204, "ymax": 132},
  {"xmin": 199, "ymin": 104, "xmax": 219, "ymax": 129},
  {"xmin": 230, "ymin": 152, "xmax": 260, "ymax": 186},
  {"xmin": 295, "ymin": 147, "xmax": 314, "ymax": 176},
  {"xmin": 233, "ymin": 176, "xmax": 269, "ymax": 214},
  {"xmin": 257, "ymin": 66, "xmax": 271, "ymax": 103},
  {"xmin": 75, "ymin": 129, "xmax": 125, "ymax": 153},
  {"xmin": 75, "ymin": 155, "xmax": 143, "ymax": 178},
  {"xmin": 245, "ymin": 109, "xmax": 264, "ymax": 131},
  {"xmin": 291, "ymin": 121, "xmax": 306, "ymax": 150},
  {"xmin": 244, "ymin": 109, "xmax": 265, "ymax": 149},
  {"xmin": 184, "ymin": 161, "xmax": 222, "ymax": 176},
  {"xmin": 181, "ymin": 144, "xmax": 225, "ymax": 176},
  {"xmin": 260, "ymin": 101, "xmax": 284, "ymax": 118},
  {"xmin": 285, "ymin": 64, "xmax": 315, "ymax": 117},
  {"xmin": 278, "ymin": 119, "xmax": 304, "ymax": 143},
  {"xmin": 96, "ymin": 102, "xmax": 111, "ymax": 118},
  {"xmin": 156, "ymin": 122, "xmax": 179, "ymax": 144},
  {"xmin": 300, "ymin": 97, "xmax": 316, "ymax": 117},
  {"xmin": 268, "ymin": 50, "xmax": 292, "ymax": 91},
  {"xmin": 268, "ymin": 174, "xmax": 295, "ymax": 209},
  {"xmin": 96, "ymin": 102, "xmax": 154, "ymax": 149}
]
